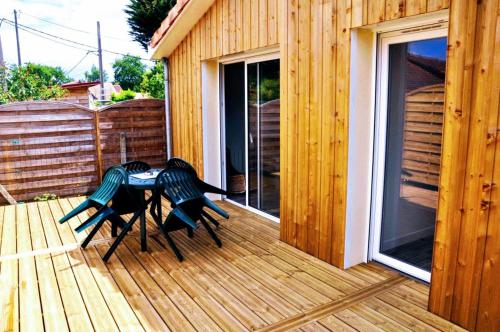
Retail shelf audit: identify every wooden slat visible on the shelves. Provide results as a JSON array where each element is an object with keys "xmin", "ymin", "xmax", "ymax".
[
  {"xmin": 0, "ymin": 206, "xmax": 19, "ymax": 332},
  {"xmin": 296, "ymin": 0, "xmax": 311, "ymax": 252},
  {"xmin": 429, "ymin": 0, "xmax": 479, "ymax": 320},
  {"xmin": 449, "ymin": 0, "xmax": 500, "ymax": 328},
  {"xmin": 16, "ymin": 204, "xmax": 43, "ymax": 332}
]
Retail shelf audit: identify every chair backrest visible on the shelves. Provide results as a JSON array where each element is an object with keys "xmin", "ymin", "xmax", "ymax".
[
  {"xmin": 90, "ymin": 166, "xmax": 128, "ymax": 206},
  {"xmin": 156, "ymin": 168, "xmax": 204, "ymax": 206},
  {"xmin": 121, "ymin": 161, "xmax": 151, "ymax": 174},
  {"xmin": 166, "ymin": 158, "xmax": 198, "ymax": 177}
]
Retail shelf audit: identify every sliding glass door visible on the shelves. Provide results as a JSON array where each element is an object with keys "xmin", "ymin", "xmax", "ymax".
[
  {"xmin": 371, "ymin": 28, "xmax": 447, "ymax": 281},
  {"xmin": 222, "ymin": 56, "xmax": 280, "ymax": 219}
]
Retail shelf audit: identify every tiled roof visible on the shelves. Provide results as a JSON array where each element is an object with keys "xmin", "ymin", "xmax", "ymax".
[
  {"xmin": 150, "ymin": 0, "xmax": 191, "ymax": 48},
  {"xmin": 61, "ymin": 81, "xmax": 100, "ymax": 89}
]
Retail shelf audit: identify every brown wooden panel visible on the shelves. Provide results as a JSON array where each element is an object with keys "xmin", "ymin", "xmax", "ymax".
[
  {"xmin": 0, "ymin": 100, "xmax": 166, "ymax": 205},
  {"xmin": 0, "ymin": 101, "xmax": 99, "ymax": 204},
  {"xmin": 447, "ymin": 0, "xmax": 500, "ymax": 329},
  {"xmin": 98, "ymin": 100, "xmax": 166, "ymax": 171}
]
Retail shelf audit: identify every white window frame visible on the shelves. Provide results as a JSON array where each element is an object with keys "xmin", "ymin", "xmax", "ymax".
[
  {"xmin": 219, "ymin": 51, "xmax": 281, "ymax": 223},
  {"xmin": 370, "ymin": 26, "xmax": 448, "ymax": 282}
]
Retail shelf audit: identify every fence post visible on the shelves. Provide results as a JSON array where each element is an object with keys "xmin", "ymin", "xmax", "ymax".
[
  {"xmin": 120, "ymin": 132, "xmax": 127, "ymax": 163},
  {"xmin": 94, "ymin": 110, "xmax": 104, "ymax": 181}
]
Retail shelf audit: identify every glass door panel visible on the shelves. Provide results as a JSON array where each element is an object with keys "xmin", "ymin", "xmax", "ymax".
[
  {"xmin": 223, "ymin": 62, "xmax": 246, "ymax": 205},
  {"xmin": 222, "ymin": 57, "xmax": 280, "ymax": 219},
  {"xmin": 372, "ymin": 30, "xmax": 447, "ymax": 281},
  {"xmin": 247, "ymin": 59, "xmax": 280, "ymax": 217}
]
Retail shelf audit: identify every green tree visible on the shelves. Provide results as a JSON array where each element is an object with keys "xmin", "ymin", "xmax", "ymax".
[
  {"xmin": 125, "ymin": 0, "xmax": 177, "ymax": 50},
  {"xmin": 112, "ymin": 54, "xmax": 146, "ymax": 91},
  {"xmin": 140, "ymin": 61, "xmax": 164, "ymax": 99},
  {"xmin": 0, "ymin": 64, "xmax": 68, "ymax": 104},
  {"xmin": 84, "ymin": 64, "xmax": 108, "ymax": 82},
  {"xmin": 24, "ymin": 63, "xmax": 72, "ymax": 85}
]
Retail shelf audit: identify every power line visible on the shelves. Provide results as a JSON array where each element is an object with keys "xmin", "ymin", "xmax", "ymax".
[
  {"xmin": 2, "ymin": 18, "xmax": 153, "ymax": 61},
  {"xmin": 19, "ymin": 10, "xmax": 130, "ymax": 42},
  {"xmin": 4, "ymin": 18, "xmax": 96, "ymax": 50},
  {"xmin": 2, "ymin": 20, "xmax": 95, "ymax": 52},
  {"xmin": 66, "ymin": 51, "xmax": 92, "ymax": 74}
]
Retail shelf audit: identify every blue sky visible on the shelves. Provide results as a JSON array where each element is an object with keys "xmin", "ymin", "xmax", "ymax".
[
  {"xmin": 408, "ymin": 37, "xmax": 447, "ymax": 60},
  {"xmin": 0, "ymin": 0, "xmax": 153, "ymax": 81}
]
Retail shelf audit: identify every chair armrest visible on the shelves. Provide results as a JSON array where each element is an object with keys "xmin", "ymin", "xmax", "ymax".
[{"xmin": 198, "ymin": 180, "xmax": 228, "ymax": 195}]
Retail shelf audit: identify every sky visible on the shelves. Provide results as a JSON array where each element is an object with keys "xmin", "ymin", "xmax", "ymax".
[
  {"xmin": 0, "ymin": 0, "xmax": 153, "ymax": 81},
  {"xmin": 408, "ymin": 37, "xmax": 447, "ymax": 60}
]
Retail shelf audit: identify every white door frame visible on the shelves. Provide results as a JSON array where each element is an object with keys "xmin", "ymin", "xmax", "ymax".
[
  {"xmin": 370, "ymin": 26, "xmax": 447, "ymax": 282},
  {"xmin": 219, "ymin": 51, "xmax": 280, "ymax": 223}
]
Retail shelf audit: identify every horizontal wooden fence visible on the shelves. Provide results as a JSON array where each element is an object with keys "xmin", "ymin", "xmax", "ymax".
[
  {"xmin": 402, "ymin": 84, "xmax": 444, "ymax": 188},
  {"xmin": 0, "ymin": 99, "xmax": 166, "ymax": 205}
]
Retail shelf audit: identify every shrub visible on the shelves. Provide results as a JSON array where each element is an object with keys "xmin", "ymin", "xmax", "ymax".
[
  {"xmin": 34, "ymin": 193, "xmax": 57, "ymax": 201},
  {"xmin": 111, "ymin": 89, "xmax": 136, "ymax": 102}
]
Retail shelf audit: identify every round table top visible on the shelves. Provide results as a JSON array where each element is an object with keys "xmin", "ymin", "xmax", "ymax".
[{"xmin": 128, "ymin": 168, "xmax": 162, "ymax": 190}]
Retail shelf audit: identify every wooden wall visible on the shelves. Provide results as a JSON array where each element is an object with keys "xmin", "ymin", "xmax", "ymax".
[
  {"xmin": 279, "ymin": 0, "xmax": 450, "ymax": 268},
  {"xmin": 167, "ymin": 0, "xmax": 449, "ymax": 267},
  {"xmin": 168, "ymin": 0, "xmax": 280, "ymax": 176},
  {"xmin": 429, "ymin": 0, "xmax": 500, "ymax": 330},
  {"xmin": 0, "ymin": 100, "xmax": 166, "ymax": 204}
]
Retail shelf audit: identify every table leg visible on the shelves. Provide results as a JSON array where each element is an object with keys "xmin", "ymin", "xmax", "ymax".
[{"xmin": 140, "ymin": 191, "xmax": 147, "ymax": 251}]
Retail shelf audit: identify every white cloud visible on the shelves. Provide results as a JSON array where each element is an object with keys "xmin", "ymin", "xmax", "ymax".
[{"xmin": 0, "ymin": 0, "xmax": 153, "ymax": 81}]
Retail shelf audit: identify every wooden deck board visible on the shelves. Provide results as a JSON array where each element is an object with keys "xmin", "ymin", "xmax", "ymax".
[{"xmin": 0, "ymin": 197, "xmax": 465, "ymax": 331}]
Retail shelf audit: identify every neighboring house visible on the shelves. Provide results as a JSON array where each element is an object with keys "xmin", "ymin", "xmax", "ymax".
[
  {"xmin": 88, "ymin": 82, "xmax": 123, "ymax": 106},
  {"xmin": 150, "ymin": 0, "xmax": 499, "ymax": 330},
  {"xmin": 60, "ymin": 81, "xmax": 100, "ymax": 107}
]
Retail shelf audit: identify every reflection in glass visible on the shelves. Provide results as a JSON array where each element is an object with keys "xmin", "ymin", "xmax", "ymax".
[
  {"xmin": 248, "ymin": 59, "xmax": 280, "ymax": 217},
  {"xmin": 223, "ymin": 59, "xmax": 280, "ymax": 218},
  {"xmin": 379, "ymin": 37, "xmax": 446, "ymax": 272}
]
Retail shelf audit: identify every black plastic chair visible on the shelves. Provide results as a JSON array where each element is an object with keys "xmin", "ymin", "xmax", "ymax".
[
  {"xmin": 121, "ymin": 160, "xmax": 151, "ymax": 174},
  {"xmin": 166, "ymin": 157, "xmax": 229, "ymax": 227},
  {"xmin": 150, "ymin": 168, "xmax": 222, "ymax": 261},
  {"xmin": 59, "ymin": 166, "xmax": 144, "ymax": 262}
]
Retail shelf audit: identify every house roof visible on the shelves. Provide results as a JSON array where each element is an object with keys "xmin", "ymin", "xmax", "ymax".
[
  {"xmin": 406, "ymin": 54, "xmax": 446, "ymax": 92},
  {"xmin": 150, "ymin": 0, "xmax": 216, "ymax": 59},
  {"xmin": 61, "ymin": 81, "xmax": 101, "ymax": 90}
]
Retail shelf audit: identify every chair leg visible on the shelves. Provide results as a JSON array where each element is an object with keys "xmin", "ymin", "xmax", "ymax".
[
  {"xmin": 162, "ymin": 229, "xmax": 184, "ymax": 261},
  {"xmin": 201, "ymin": 210, "xmax": 220, "ymax": 228},
  {"xmin": 81, "ymin": 218, "xmax": 107, "ymax": 248},
  {"xmin": 102, "ymin": 211, "xmax": 141, "ymax": 262},
  {"xmin": 199, "ymin": 215, "xmax": 222, "ymax": 247},
  {"xmin": 111, "ymin": 223, "xmax": 118, "ymax": 237}
]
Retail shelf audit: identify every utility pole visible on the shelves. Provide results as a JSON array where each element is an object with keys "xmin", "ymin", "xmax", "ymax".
[
  {"xmin": 0, "ymin": 33, "xmax": 4, "ymax": 68},
  {"xmin": 96, "ymin": 21, "xmax": 104, "ymax": 102},
  {"xmin": 0, "ymin": 32, "xmax": 7, "ymax": 92},
  {"xmin": 13, "ymin": 10, "xmax": 21, "ymax": 66}
]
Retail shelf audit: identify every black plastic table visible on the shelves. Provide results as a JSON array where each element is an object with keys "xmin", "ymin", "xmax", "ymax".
[{"xmin": 128, "ymin": 168, "xmax": 161, "ymax": 251}]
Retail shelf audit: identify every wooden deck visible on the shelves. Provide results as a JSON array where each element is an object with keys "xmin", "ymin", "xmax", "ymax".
[{"xmin": 0, "ymin": 197, "xmax": 465, "ymax": 331}]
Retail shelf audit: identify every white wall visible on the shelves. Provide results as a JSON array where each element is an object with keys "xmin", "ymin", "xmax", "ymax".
[
  {"xmin": 202, "ymin": 60, "xmax": 222, "ymax": 201},
  {"xmin": 344, "ymin": 28, "xmax": 377, "ymax": 268}
]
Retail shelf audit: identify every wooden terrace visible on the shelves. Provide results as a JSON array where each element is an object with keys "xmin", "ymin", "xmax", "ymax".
[{"xmin": 0, "ymin": 197, "xmax": 464, "ymax": 331}]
